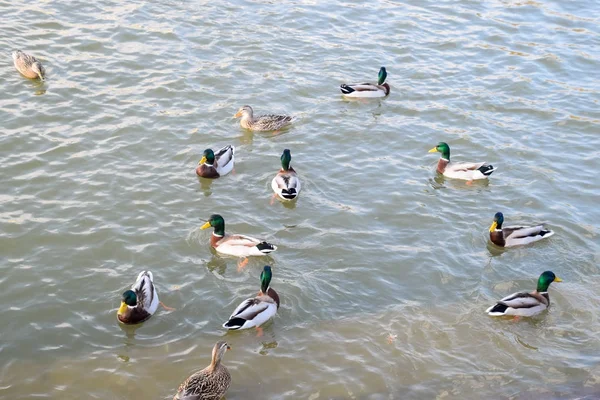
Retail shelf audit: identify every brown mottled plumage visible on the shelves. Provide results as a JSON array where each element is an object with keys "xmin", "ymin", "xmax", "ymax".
[
  {"xmin": 12, "ymin": 50, "xmax": 45, "ymax": 80},
  {"xmin": 173, "ymin": 341, "xmax": 231, "ymax": 400},
  {"xmin": 234, "ymin": 105, "xmax": 292, "ymax": 131}
]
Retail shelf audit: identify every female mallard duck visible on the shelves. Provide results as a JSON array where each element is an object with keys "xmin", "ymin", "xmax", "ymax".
[
  {"xmin": 117, "ymin": 271, "xmax": 159, "ymax": 324},
  {"xmin": 489, "ymin": 212, "xmax": 554, "ymax": 247},
  {"xmin": 486, "ymin": 271, "xmax": 562, "ymax": 317},
  {"xmin": 340, "ymin": 67, "xmax": 390, "ymax": 98},
  {"xmin": 196, "ymin": 145, "xmax": 235, "ymax": 179},
  {"xmin": 12, "ymin": 50, "xmax": 45, "ymax": 80},
  {"xmin": 223, "ymin": 266, "xmax": 280, "ymax": 331},
  {"xmin": 428, "ymin": 142, "xmax": 495, "ymax": 180},
  {"xmin": 272, "ymin": 149, "xmax": 301, "ymax": 201},
  {"xmin": 200, "ymin": 214, "xmax": 277, "ymax": 269},
  {"xmin": 173, "ymin": 341, "xmax": 231, "ymax": 400},
  {"xmin": 234, "ymin": 105, "xmax": 293, "ymax": 131}
]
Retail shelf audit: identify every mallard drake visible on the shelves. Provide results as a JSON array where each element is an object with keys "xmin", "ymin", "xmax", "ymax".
[
  {"xmin": 223, "ymin": 266, "xmax": 280, "ymax": 331},
  {"xmin": 173, "ymin": 341, "xmax": 231, "ymax": 400},
  {"xmin": 271, "ymin": 149, "xmax": 301, "ymax": 201},
  {"xmin": 12, "ymin": 50, "xmax": 45, "ymax": 80},
  {"xmin": 196, "ymin": 145, "xmax": 235, "ymax": 179},
  {"xmin": 486, "ymin": 271, "xmax": 562, "ymax": 317},
  {"xmin": 340, "ymin": 67, "xmax": 390, "ymax": 98},
  {"xmin": 234, "ymin": 105, "xmax": 293, "ymax": 131},
  {"xmin": 489, "ymin": 212, "xmax": 554, "ymax": 247},
  {"xmin": 117, "ymin": 271, "xmax": 159, "ymax": 325},
  {"xmin": 200, "ymin": 214, "xmax": 277, "ymax": 269},
  {"xmin": 428, "ymin": 142, "xmax": 495, "ymax": 180}
]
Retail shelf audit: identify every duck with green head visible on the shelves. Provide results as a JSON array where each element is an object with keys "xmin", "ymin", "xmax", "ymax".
[
  {"xmin": 428, "ymin": 142, "xmax": 496, "ymax": 180},
  {"xmin": 196, "ymin": 145, "xmax": 235, "ymax": 179},
  {"xmin": 271, "ymin": 149, "xmax": 301, "ymax": 201},
  {"xmin": 340, "ymin": 67, "xmax": 390, "ymax": 98},
  {"xmin": 489, "ymin": 211, "xmax": 554, "ymax": 247},
  {"xmin": 223, "ymin": 266, "xmax": 280, "ymax": 331},
  {"xmin": 117, "ymin": 271, "xmax": 159, "ymax": 324},
  {"xmin": 486, "ymin": 271, "xmax": 562, "ymax": 317},
  {"xmin": 200, "ymin": 214, "xmax": 277, "ymax": 269}
]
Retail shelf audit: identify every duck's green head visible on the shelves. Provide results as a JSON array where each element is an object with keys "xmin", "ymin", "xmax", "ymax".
[
  {"xmin": 200, "ymin": 214, "xmax": 225, "ymax": 236},
  {"xmin": 281, "ymin": 149, "xmax": 292, "ymax": 171},
  {"xmin": 118, "ymin": 290, "xmax": 137, "ymax": 315},
  {"xmin": 537, "ymin": 271, "xmax": 562, "ymax": 292},
  {"xmin": 428, "ymin": 142, "xmax": 450, "ymax": 160},
  {"xmin": 260, "ymin": 265, "xmax": 273, "ymax": 294},
  {"xmin": 199, "ymin": 149, "xmax": 215, "ymax": 165},
  {"xmin": 489, "ymin": 212, "xmax": 504, "ymax": 232},
  {"xmin": 378, "ymin": 67, "xmax": 387, "ymax": 85}
]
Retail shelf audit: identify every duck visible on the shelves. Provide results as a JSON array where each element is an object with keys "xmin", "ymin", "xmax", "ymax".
[
  {"xmin": 172, "ymin": 341, "xmax": 231, "ymax": 400},
  {"xmin": 340, "ymin": 67, "xmax": 390, "ymax": 98},
  {"xmin": 234, "ymin": 105, "xmax": 293, "ymax": 131},
  {"xmin": 117, "ymin": 271, "xmax": 159, "ymax": 325},
  {"xmin": 12, "ymin": 50, "xmax": 45, "ymax": 80},
  {"xmin": 196, "ymin": 145, "xmax": 235, "ymax": 179},
  {"xmin": 223, "ymin": 266, "xmax": 280, "ymax": 332},
  {"xmin": 428, "ymin": 142, "xmax": 496, "ymax": 180},
  {"xmin": 272, "ymin": 149, "xmax": 301, "ymax": 201},
  {"xmin": 489, "ymin": 212, "xmax": 554, "ymax": 247},
  {"xmin": 200, "ymin": 214, "xmax": 277, "ymax": 269},
  {"xmin": 486, "ymin": 271, "xmax": 562, "ymax": 317}
]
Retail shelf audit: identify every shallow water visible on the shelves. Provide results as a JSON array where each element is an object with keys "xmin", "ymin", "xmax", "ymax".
[{"xmin": 1, "ymin": 0, "xmax": 599, "ymax": 399}]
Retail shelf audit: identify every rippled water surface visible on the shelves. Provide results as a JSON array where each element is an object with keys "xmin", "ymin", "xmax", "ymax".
[{"xmin": 1, "ymin": 0, "xmax": 600, "ymax": 399}]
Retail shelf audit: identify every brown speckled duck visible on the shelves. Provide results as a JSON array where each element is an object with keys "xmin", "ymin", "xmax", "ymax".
[
  {"xmin": 234, "ymin": 105, "xmax": 293, "ymax": 131},
  {"xmin": 173, "ymin": 341, "xmax": 231, "ymax": 400},
  {"xmin": 12, "ymin": 50, "xmax": 45, "ymax": 80}
]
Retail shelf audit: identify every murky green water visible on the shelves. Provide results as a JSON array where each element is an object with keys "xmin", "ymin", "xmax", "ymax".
[{"xmin": 1, "ymin": 0, "xmax": 599, "ymax": 399}]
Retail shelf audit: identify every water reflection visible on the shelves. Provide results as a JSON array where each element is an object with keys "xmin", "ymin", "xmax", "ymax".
[{"xmin": 197, "ymin": 177, "xmax": 214, "ymax": 197}]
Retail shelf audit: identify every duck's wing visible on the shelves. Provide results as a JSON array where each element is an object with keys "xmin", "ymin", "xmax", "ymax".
[
  {"xmin": 254, "ymin": 114, "xmax": 293, "ymax": 131},
  {"xmin": 214, "ymin": 145, "xmax": 235, "ymax": 176},
  {"xmin": 504, "ymin": 225, "xmax": 554, "ymax": 246},
  {"xmin": 223, "ymin": 296, "xmax": 277, "ymax": 329},
  {"xmin": 486, "ymin": 292, "xmax": 546, "ymax": 316},
  {"xmin": 132, "ymin": 271, "xmax": 159, "ymax": 314}
]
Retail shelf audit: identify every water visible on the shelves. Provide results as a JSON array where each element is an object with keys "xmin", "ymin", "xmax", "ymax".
[{"xmin": 1, "ymin": 0, "xmax": 599, "ymax": 399}]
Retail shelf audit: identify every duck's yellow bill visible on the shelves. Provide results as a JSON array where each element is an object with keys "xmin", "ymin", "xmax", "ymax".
[
  {"xmin": 554, "ymin": 277, "xmax": 563, "ymax": 282},
  {"xmin": 489, "ymin": 221, "xmax": 498, "ymax": 232},
  {"xmin": 234, "ymin": 111, "xmax": 242, "ymax": 118},
  {"xmin": 199, "ymin": 156, "xmax": 207, "ymax": 165},
  {"xmin": 200, "ymin": 221, "xmax": 211, "ymax": 230},
  {"xmin": 428, "ymin": 147, "xmax": 438, "ymax": 153},
  {"xmin": 118, "ymin": 301, "xmax": 128, "ymax": 315}
]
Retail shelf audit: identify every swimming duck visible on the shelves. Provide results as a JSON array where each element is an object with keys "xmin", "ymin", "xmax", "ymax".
[
  {"xmin": 340, "ymin": 67, "xmax": 390, "ymax": 98},
  {"xmin": 486, "ymin": 271, "xmax": 562, "ymax": 317},
  {"xmin": 428, "ymin": 142, "xmax": 495, "ymax": 180},
  {"xmin": 173, "ymin": 341, "xmax": 231, "ymax": 400},
  {"xmin": 12, "ymin": 50, "xmax": 45, "ymax": 80},
  {"xmin": 489, "ymin": 212, "xmax": 554, "ymax": 247},
  {"xmin": 272, "ymin": 149, "xmax": 301, "ymax": 201},
  {"xmin": 234, "ymin": 105, "xmax": 293, "ymax": 131},
  {"xmin": 223, "ymin": 266, "xmax": 280, "ymax": 331},
  {"xmin": 200, "ymin": 214, "xmax": 277, "ymax": 269},
  {"xmin": 196, "ymin": 145, "xmax": 235, "ymax": 179},
  {"xmin": 117, "ymin": 271, "xmax": 159, "ymax": 325}
]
